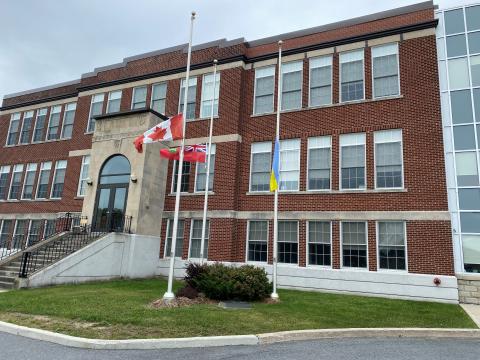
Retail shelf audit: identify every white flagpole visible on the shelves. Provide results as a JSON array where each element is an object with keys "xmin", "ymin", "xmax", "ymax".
[
  {"xmin": 199, "ymin": 59, "xmax": 218, "ymax": 264},
  {"xmin": 271, "ymin": 40, "xmax": 282, "ymax": 300},
  {"xmin": 163, "ymin": 11, "xmax": 196, "ymax": 301}
]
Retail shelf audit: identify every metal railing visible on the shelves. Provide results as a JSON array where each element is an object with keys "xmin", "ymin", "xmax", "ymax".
[
  {"xmin": 0, "ymin": 213, "xmax": 85, "ymax": 262},
  {"xmin": 18, "ymin": 214, "xmax": 133, "ymax": 278}
]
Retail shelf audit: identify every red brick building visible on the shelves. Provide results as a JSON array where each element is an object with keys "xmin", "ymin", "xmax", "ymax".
[{"xmin": 0, "ymin": 1, "xmax": 458, "ymax": 301}]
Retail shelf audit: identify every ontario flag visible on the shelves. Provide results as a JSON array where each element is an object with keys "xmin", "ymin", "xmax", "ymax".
[
  {"xmin": 160, "ymin": 144, "xmax": 207, "ymax": 163},
  {"xmin": 133, "ymin": 114, "xmax": 183, "ymax": 153}
]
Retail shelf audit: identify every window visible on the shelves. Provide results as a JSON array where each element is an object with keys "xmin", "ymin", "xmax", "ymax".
[
  {"xmin": 448, "ymin": 58, "xmax": 470, "ymax": 90},
  {"xmin": 28, "ymin": 220, "xmax": 44, "ymax": 246},
  {"xmin": 172, "ymin": 161, "xmax": 191, "ymax": 193},
  {"xmin": 200, "ymin": 72, "xmax": 220, "ymax": 118},
  {"xmin": 459, "ymin": 188, "xmax": 480, "ymax": 210},
  {"xmin": 340, "ymin": 49, "xmax": 364, "ymax": 102},
  {"xmin": 278, "ymin": 221, "xmax": 298, "ymax": 264},
  {"xmin": 189, "ymin": 219, "xmax": 209, "ymax": 259},
  {"xmin": 279, "ymin": 139, "xmax": 301, "ymax": 191},
  {"xmin": 195, "ymin": 144, "xmax": 215, "ymax": 192},
  {"xmin": 132, "ymin": 86, "xmax": 147, "ymax": 109},
  {"xmin": 463, "ymin": 234, "xmax": 480, "ymax": 272},
  {"xmin": 247, "ymin": 221, "xmax": 268, "ymax": 262},
  {"xmin": 107, "ymin": 90, "xmax": 122, "ymax": 113},
  {"xmin": 249, "ymin": 142, "xmax": 272, "ymax": 192},
  {"xmin": 340, "ymin": 133, "xmax": 366, "ymax": 190},
  {"xmin": 281, "ymin": 61, "xmax": 302, "ymax": 110},
  {"xmin": 341, "ymin": 221, "xmax": 367, "ymax": 268},
  {"xmin": 21, "ymin": 163, "xmax": 37, "ymax": 200},
  {"xmin": 12, "ymin": 220, "xmax": 28, "ymax": 248},
  {"xmin": 61, "ymin": 103, "xmax": 76, "ymax": 139},
  {"xmin": 471, "ymin": 55, "xmax": 480, "ymax": 87},
  {"xmin": 164, "ymin": 219, "xmax": 185, "ymax": 258},
  {"xmin": 151, "ymin": 82, "xmax": 167, "ymax": 114},
  {"xmin": 8, "ymin": 164, "xmax": 24, "ymax": 200},
  {"xmin": 308, "ymin": 221, "xmax": 331, "ymax": 266},
  {"xmin": 19, "ymin": 111, "xmax": 34, "ymax": 144},
  {"xmin": 454, "ymin": 125, "xmax": 476, "ymax": 150},
  {"xmin": 77, "ymin": 155, "xmax": 90, "ymax": 197},
  {"xmin": 307, "ymin": 136, "xmax": 331, "ymax": 190},
  {"xmin": 44, "ymin": 219, "xmax": 56, "ymax": 238},
  {"xmin": 466, "ymin": 5, "xmax": 480, "ymax": 31},
  {"xmin": 446, "ymin": 34, "xmax": 467, "ymax": 58},
  {"xmin": 254, "ymin": 66, "xmax": 275, "ymax": 114},
  {"xmin": 445, "ymin": 9, "xmax": 465, "ymax": 35},
  {"xmin": 6, "ymin": 112, "xmax": 21, "ymax": 146},
  {"xmin": 51, "ymin": 160, "xmax": 67, "ymax": 199},
  {"xmin": 87, "ymin": 93, "xmax": 104, "ymax": 132},
  {"xmin": 0, "ymin": 220, "xmax": 13, "ymax": 248},
  {"xmin": 33, "ymin": 108, "xmax": 47, "ymax": 142},
  {"xmin": 36, "ymin": 162, "xmax": 52, "ymax": 199},
  {"xmin": 179, "ymin": 77, "xmax": 197, "ymax": 120},
  {"xmin": 455, "ymin": 152, "xmax": 479, "ymax": 186},
  {"xmin": 0, "ymin": 166, "xmax": 10, "ymax": 200},
  {"xmin": 46, "ymin": 105, "xmax": 61, "ymax": 141},
  {"xmin": 309, "ymin": 56, "xmax": 332, "ymax": 106},
  {"xmin": 372, "ymin": 43, "xmax": 399, "ymax": 98},
  {"xmin": 451, "ymin": 90, "xmax": 473, "ymax": 124},
  {"xmin": 378, "ymin": 221, "xmax": 406, "ymax": 271},
  {"xmin": 374, "ymin": 129, "xmax": 403, "ymax": 189}
]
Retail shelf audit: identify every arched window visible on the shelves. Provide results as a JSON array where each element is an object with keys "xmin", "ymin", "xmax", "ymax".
[{"xmin": 99, "ymin": 155, "xmax": 131, "ymax": 184}]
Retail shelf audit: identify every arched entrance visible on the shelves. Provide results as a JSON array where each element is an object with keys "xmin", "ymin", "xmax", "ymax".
[{"xmin": 93, "ymin": 155, "xmax": 131, "ymax": 232}]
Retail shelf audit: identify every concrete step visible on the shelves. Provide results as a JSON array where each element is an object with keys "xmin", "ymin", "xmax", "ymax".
[
  {"xmin": 0, "ymin": 270, "xmax": 15, "ymax": 277},
  {"xmin": 0, "ymin": 276, "xmax": 15, "ymax": 283},
  {"xmin": 0, "ymin": 281, "xmax": 14, "ymax": 289},
  {"xmin": 0, "ymin": 266, "xmax": 20, "ymax": 272}
]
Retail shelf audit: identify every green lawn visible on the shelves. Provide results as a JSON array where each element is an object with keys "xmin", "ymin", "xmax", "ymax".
[{"xmin": 0, "ymin": 278, "xmax": 475, "ymax": 339}]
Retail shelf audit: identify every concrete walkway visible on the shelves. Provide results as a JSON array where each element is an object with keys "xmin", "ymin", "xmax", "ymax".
[{"xmin": 461, "ymin": 304, "xmax": 480, "ymax": 328}]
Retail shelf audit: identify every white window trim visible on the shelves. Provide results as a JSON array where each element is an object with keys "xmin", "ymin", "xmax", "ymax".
[
  {"xmin": 86, "ymin": 93, "xmax": 104, "ymax": 134},
  {"xmin": 277, "ymin": 220, "xmax": 300, "ymax": 266},
  {"xmin": 150, "ymin": 82, "xmax": 168, "ymax": 113},
  {"xmin": 194, "ymin": 144, "xmax": 216, "ymax": 193},
  {"xmin": 107, "ymin": 90, "xmax": 122, "ymax": 114},
  {"xmin": 32, "ymin": 108, "xmax": 47, "ymax": 144},
  {"xmin": 376, "ymin": 221, "xmax": 408, "ymax": 273},
  {"xmin": 339, "ymin": 49, "xmax": 365, "ymax": 103},
  {"xmin": 306, "ymin": 220, "xmax": 332, "ymax": 268},
  {"xmin": 339, "ymin": 133, "xmax": 367, "ymax": 191},
  {"xmin": 50, "ymin": 160, "xmax": 67, "ymax": 199},
  {"xmin": 249, "ymin": 142, "xmax": 272, "ymax": 193},
  {"xmin": 339, "ymin": 221, "xmax": 369, "ymax": 270},
  {"xmin": 281, "ymin": 61, "xmax": 303, "ymax": 111},
  {"xmin": 188, "ymin": 218, "xmax": 210, "ymax": 260},
  {"xmin": 131, "ymin": 86, "xmax": 148, "ymax": 110},
  {"xmin": 371, "ymin": 43, "xmax": 401, "ymax": 99},
  {"xmin": 306, "ymin": 136, "xmax": 332, "ymax": 191},
  {"xmin": 8, "ymin": 164, "xmax": 24, "ymax": 201},
  {"xmin": 374, "ymin": 129, "xmax": 405, "ymax": 190},
  {"xmin": 308, "ymin": 55, "xmax": 333, "ymax": 107},
  {"xmin": 77, "ymin": 155, "xmax": 90, "ymax": 197},
  {"xmin": 199, "ymin": 72, "xmax": 221, "ymax": 119},
  {"xmin": 253, "ymin": 66, "xmax": 276, "ymax": 115},
  {"xmin": 60, "ymin": 102, "xmax": 76, "ymax": 139},
  {"xmin": 5, "ymin": 112, "xmax": 21, "ymax": 146},
  {"xmin": 36, "ymin": 162, "xmax": 52, "ymax": 199},
  {"xmin": 163, "ymin": 219, "xmax": 184, "ymax": 259},
  {"xmin": 245, "ymin": 220, "xmax": 269, "ymax": 264},
  {"xmin": 279, "ymin": 139, "xmax": 301, "ymax": 192},
  {"xmin": 178, "ymin": 77, "xmax": 197, "ymax": 119},
  {"xmin": 21, "ymin": 163, "xmax": 37, "ymax": 200}
]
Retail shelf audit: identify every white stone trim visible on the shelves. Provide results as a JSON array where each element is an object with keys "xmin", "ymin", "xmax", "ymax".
[
  {"xmin": 367, "ymin": 34, "xmax": 401, "ymax": 47},
  {"xmin": 69, "ymin": 149, "xmax": 91, "ymax": 157},
  {"xmin": 0, "ymin": 97, "xmax": 78, "ymax": 116},
  {"xmin": 403, "ymin": 28, "xmax": 436, "ymax": 40},
  {"xmin": 336, "ymin": 41, "xmax": 366, "ymax": 53},
  {"xmin": 306, "ymin": 47, "xmax": 334, "ymax": 58}
]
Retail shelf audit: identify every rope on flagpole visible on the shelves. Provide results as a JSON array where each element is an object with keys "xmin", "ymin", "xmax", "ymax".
[
  {"xmin": 163, "ymin": 11, "xmax": 196, "ymax": 301},
  {"xmin": 271, "ymin": 40, "xmax": 282, "ymax": 300},
  {"xmin": 199, "ymin": 59, "xmax": 218, "ymax": 264}
]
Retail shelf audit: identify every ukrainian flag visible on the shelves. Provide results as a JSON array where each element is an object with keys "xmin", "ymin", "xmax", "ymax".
[{"xmin": 270, "ymin": 139, "xmax": 280, "ymax": 192}]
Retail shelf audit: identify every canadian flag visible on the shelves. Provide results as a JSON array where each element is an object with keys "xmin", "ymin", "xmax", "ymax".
[{"xmin": 134, "ymin": 114, "xmax": 183, "ymax": 153}]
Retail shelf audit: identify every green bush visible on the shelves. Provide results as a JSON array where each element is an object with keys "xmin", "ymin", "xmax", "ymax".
[{"xmin": 184, "ymin": 262, "xmax": 272, "ymax": 301}]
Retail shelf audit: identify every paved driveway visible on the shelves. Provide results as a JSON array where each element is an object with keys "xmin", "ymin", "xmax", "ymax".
[{"xmin": 2, "ymin": 332, "xmax": 480, "ymax": 360}]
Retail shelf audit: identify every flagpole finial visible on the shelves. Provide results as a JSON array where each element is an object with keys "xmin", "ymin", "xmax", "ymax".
[
  {"xmin": 278, "ymin": 40, "xmax": 283, "ymax": 47},
  {"xmin": 213, "ymin": 59, "xmax": 218, "ymax": 65},
  {"xmin": 191, "ymin": 11, "xmax": 196, "ymax": 18}
]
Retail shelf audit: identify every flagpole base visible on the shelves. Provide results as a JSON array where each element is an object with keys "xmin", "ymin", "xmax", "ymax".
[
  {"xmin": 270, "ymin": 292, "xmax": 279, "ymax": 300},
  {"xmin": 163, "ymin": 291, "xmax": 175, "ymax": 302}
]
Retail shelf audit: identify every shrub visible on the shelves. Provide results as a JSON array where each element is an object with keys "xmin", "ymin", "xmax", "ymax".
[
  {"xmin": 175, "ymin": 285, "xmax": 199, "ymax": 299},
  {"xmin": 184, "ymin": 262, "xmax": 272, "ymax": 301}
]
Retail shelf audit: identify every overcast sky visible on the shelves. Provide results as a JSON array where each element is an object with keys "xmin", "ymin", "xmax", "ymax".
[{"xmin": 0, "ymin": 0, "xmax": 466, "ymax": 100}]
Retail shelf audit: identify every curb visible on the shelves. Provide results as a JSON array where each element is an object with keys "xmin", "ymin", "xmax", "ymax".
[{"xmin": 0, "ymin": 321, "xmax": 479, "ymax": 350}]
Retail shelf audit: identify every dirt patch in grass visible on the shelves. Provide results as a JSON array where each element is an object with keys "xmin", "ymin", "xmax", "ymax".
[{"xmin": 149, "ymin": 296, "xmax": 216, "ymax": 309}]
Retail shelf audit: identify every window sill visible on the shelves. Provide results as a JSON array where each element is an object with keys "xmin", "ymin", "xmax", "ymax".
[
  {"xmin": 338, "ymin": 267, "xmax": 370, "ymax": 272},
  {"xmin": 188, "ymin": 116, "xmax": 219, "ymax": 122},
  {"xmin": 249, "ymin": 95, "xmax": 404, "ymax": 118},
  {"xmin": 246, "ymin": 189, "xmax": 407, "ymax": 195},
  {"xmin": 168, "ymin": 192, "xmax": 215, "ymax": 197},
  {"xmin": 0, "ymin": 198, "xmax": 61, "ymax": 203},
  {"xmin": 3, "ymin": 137, "xmax": 72, "ymax": 148}
]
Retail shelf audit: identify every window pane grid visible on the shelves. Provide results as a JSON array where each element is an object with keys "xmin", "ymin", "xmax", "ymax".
[
  {"xmin": 278, "ymin": 221, "xmax": 298, "ymax": 264},
  {"xmin": 165, "ymin": 219, "xmax": 185, "ymax": 258},
  {"xmin": 247, "ymin": 221, "xmax": 268, "ymax": 262},
  {"xmin": 342, "ymin": 222, "xmax": 367, "ymax": 268},
  {"xmin": 189, "ymin": 219, "xmax": 209, "ymax": 258},
  {"xmin": 378, "ymin": 222, "xmax": 406, "ymax": 270},
  {"xmin": 308, "ymin": 221, "xmax": 331, "ymax": 266}
]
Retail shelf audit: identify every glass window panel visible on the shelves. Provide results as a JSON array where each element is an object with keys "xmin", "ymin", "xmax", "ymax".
[
  {"xmin": 448, "ymin": 58, "xmax": 470, "ymax": 89},
  {"xmin": 454, "ymin": 125, "xmax": 476, "ymax": 150},
  {"xmin": 20, "ymin": 111, "xmax": 34, "ymax": 144},
  {"xmin": 195, "ymin": 144, "xmax": 216, "ymax": 192},
  {"xmin": 378, "ymin": 222, "xmax": 406, "ymax": 270},
  {"xmin": 179, "ymin": 77, "xmax": 197, "ymax": 120},
  {"xmin": 107, "ymin": 91, "xmax": 122, "ymax": 113},
  {"xmin": 200, "ymin": 73, "xmax": 220, "ymax": 118},
  {"xmin": 247, "ymin": 221, "xmax": 268, "ymax": 262},
  {"xmin": 101, "ymin": 155, "xmax": 131, "ymax": 176},
  {"xmin": 310, "ymin": 57, "xmax": 332, "ymax": 106},
  {"xmin": 342, "ymin": 222, "xmax": 367, "ymax": 268},
  {"xmin": 308, "ymin": 221, "xmax": 331, "ymax": 266},
  {"xmin": 250, "ymin": 143, "xmax": 271, "ymax": 192},
  {"xmin": 462, "ymin": 235, "xmax": 480, "ymax": 268},
  {"xmin": 278, "ymin": 221, "xmax": 298, "ymax": 264},
  {"xmin": 461, "ymin": 213, "xmax": 480, "ymax": 233},
  {"xmin": 466, "ymin": 6, "xmax": 480, "ymax": 31},
  {"xmin": 132, "ymin": 86, "xmax": 147, "ymax": 109},
  {"xmin": 459, "ymin": 188, "xmax": 480, "ymax": 210},
  {"xmin": 437, "ymin": 38, "xmax": 446, "ymax": 60},
  {"xmin": 151, "ymin": 83, "xmax": 167, "ymax": 114},
  {"xmin": 455, "ymin": 152, "xmax": 479, "ymax": 186},
  {"xmin": 451, "ymin": 90, "xmax": 474, "ymax": 124},
  {"xmin": 88, "ymin": 94, "xmax": 104, "ymax": 132},
  {"xmin": 281, "ymin": 62, "xmax": 302, "ymax": 110},
  {"xmin": 0, "ymin": 166, "xmax": 10, "ymax": 200},
  {"xmin": 372, "ymin": 45, "xmax": 399, "ymax": 98},
  {"xmin": 33, "ymin": 108, "xmax": 47, "ymax": 142},
  {"xmin": 445, "ymin": 9, "xmax": 465, "ymax": 35},
  {"xmin": 279, "ymin": 139, "xmax": 300, "ymax": 191},
  {"xmin": 254, "ymin": 68, "xmax": 275, "ymax": 114},
  {"xmin": 172, "ymin": 161, "xmax": 191, "ymax": 193},
  {"xmin": 468, "ymin": 32, "xmax": 480, "ymax": 55},
  {"xmin": 165, "ymin": 219, "xmax": 185, "ymax": 257},
  {"xmin": 189, "ymin": 219, "xmax": 209, "ymax": 259},
  {"xmin": 36, "ymin": 162, "xmax": 51, "ymax": 199},
  {"xmin": 470, "ymin": 55, "xmax": 480, "ymax": 86},
  {"xmin": 341, "ymin": 143, "xmax": 366, "ymax": 190},
  {"xmin": 446, "ymin": 34, "xmax": 467, "ymax": 57}
]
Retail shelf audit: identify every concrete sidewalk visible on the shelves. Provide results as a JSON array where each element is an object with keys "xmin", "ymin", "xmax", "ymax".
[{"xmin": 461, "ymin": 304, "xmax": 480, "ymax": 328}]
